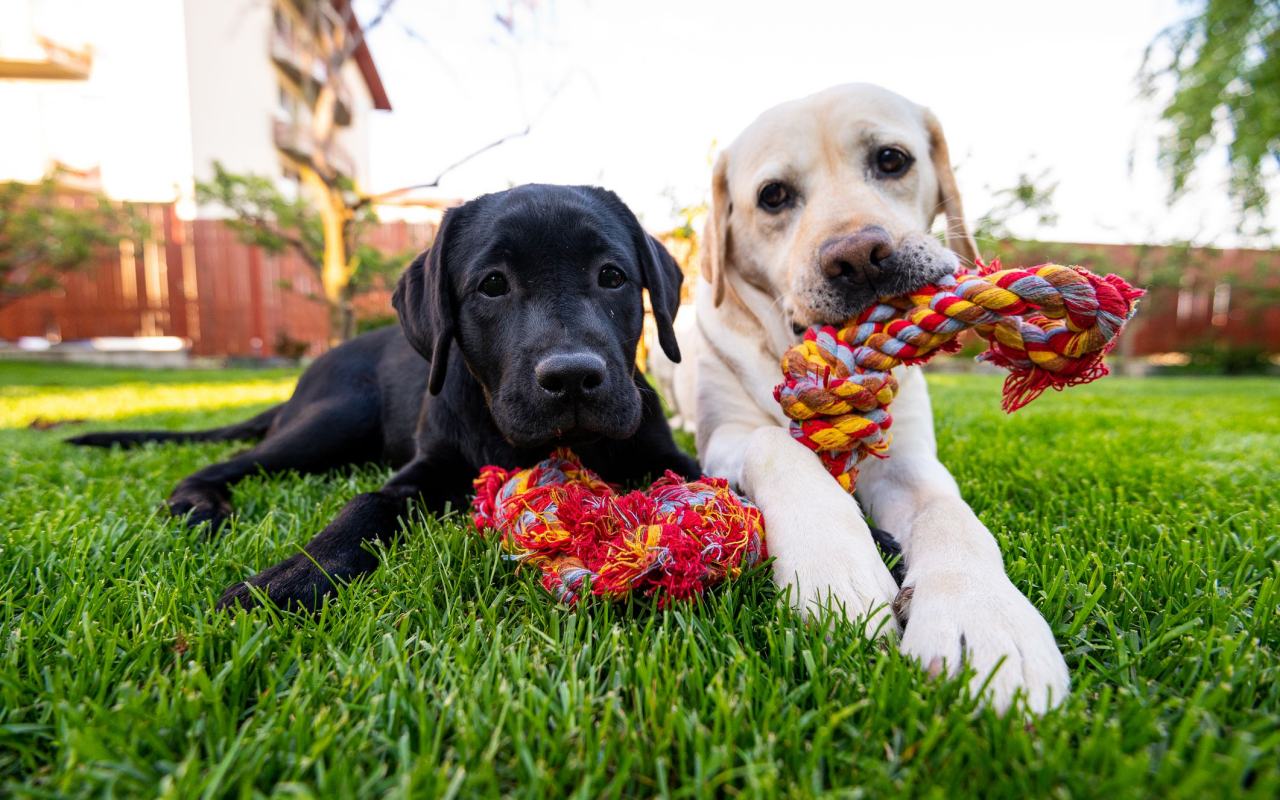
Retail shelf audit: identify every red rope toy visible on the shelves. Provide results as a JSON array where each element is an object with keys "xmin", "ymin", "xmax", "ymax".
[
  {"xmin": 774, "ymin": 261, "xmax": 1145, "ymax": 491},
  {"xmin": 472, "ymin": 450, "xmax": 765, "ymax": 605}
]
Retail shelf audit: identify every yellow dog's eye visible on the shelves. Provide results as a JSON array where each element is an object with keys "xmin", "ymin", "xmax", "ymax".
[
  {"xmin": 874, "ymin": 147, "xmax": 912, "ymax": 177},
  {"xmin": 758, "ymin": 182, "xmax": 794, "ymax": 212}
]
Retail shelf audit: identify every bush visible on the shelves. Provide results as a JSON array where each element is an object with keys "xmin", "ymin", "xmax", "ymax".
[
  {"xmin": 1178, "ymin": 340, "xmax": 1271, "ymax": 375},
  {"xmin": 356, "ymin": 313, "xmax": 398, "ymax": 335},
  {"xmin": 274, "ymin": 331, "xmax": 310, "ymax": 360}
]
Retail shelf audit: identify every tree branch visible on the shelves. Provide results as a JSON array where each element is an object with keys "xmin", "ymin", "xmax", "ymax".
[
  {"xmin": 357, "ymin": 75, "xmax": 570, "ymax": 207},
  {"xmin": 228, "ymin": 208, "xmax": 322, "ymax": 272},
  {"xmin": 360, "ymin": 125, "xmax": 532, "ymax": 207}
]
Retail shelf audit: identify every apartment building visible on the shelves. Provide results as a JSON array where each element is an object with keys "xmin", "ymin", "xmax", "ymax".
[{"xmin": 0, "ymin": 0, "xmax": 418, "ymax": 358}]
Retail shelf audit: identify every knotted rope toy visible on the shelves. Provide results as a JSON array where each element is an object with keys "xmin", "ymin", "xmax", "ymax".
[
  {"xmin": 775, "ymin": 261, "xmax": 1145, "ymax": 491},
  {"xmin": 472, "ymin": 450, "xmax": 765, "ymax": 604}
]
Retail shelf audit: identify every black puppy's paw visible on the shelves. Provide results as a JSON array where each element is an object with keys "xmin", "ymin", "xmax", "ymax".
[
  {"xmin": 216, "ymin": 552, "xmax": 336, "ymax": 613},
  {"xmin": 168, "ymin": 482, "xmax": 233, "ymax": 532},
  {"xmin": 670, "ymin": 451, "xmax": 702, "ymax": 482}
]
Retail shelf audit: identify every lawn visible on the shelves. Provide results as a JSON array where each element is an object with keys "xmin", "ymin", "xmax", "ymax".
[{"xmin": 1, "ymin": 362, "xmax": 1277, "ymax": 798}]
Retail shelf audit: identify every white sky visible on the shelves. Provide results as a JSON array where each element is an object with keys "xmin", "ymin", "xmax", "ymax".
[{"xmin": 360, "ymin": 0, "xmax": 1279, "ymax": 248}]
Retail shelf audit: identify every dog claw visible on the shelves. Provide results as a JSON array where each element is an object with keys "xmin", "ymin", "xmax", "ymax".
[{"xmin": 892, "ymin": 585, "xmax": 914, "ymax": 625}]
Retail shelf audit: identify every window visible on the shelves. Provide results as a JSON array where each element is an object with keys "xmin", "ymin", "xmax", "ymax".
[
  {"xmin": 1176, "ymin": 287, "xmax": 1195, "ymax": 324},
  {"xmin": 276, "ymin": 82, "xmax": 298, "ymax": 123},
  {"xmin": 1211, "ymin": 282, "xmax": 1231, "ymax": 327},
  {"xmin": 273, "ymin": 5, "xmax": 290, "ymax": 37}
]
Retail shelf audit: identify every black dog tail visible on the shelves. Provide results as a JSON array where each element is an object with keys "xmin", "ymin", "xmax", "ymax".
[{"xmin": 66, "ymin": 404, "xmax": 283, "ymax": 449}]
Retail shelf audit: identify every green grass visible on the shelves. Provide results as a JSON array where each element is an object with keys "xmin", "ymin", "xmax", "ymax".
[{"xmin": 1, "ymin": 363, "xmax": 1277, "ymax": 798}]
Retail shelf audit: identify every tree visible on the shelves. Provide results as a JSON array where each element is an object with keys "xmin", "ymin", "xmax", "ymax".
[
  {"xmin": 255, "ymin": 0, "xmax": 397, "ymax": 342},
  {"xmin": 1141, "ymin": 0, "xmax": 1280, "ymax": 229},
  {"xmin": 195, "ymin": 163, "xmax": 420, "ymax": 332},
  {"xmin": 203, "ymin": 0, "xmax": 540, "ymax": 343},
  {"xmin": 196, "ymin": 162, "xmax": 388, "ymax": 340},
  {"xmin": 971, "ymin": 169, "xmax": 1059, "ymax": 245},
  {"xmin": 0, "ymin": 172, "xmax": 143, "ymax": 310}
]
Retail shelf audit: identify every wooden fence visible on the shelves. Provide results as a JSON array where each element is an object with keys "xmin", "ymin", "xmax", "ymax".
[
  {"xmin": 3, "ymin": 210, "xmax": 1276, "ymax": 358},
  {"xmin": 0, "ymin": 203, "xmax": 435, "ymax": 357}
]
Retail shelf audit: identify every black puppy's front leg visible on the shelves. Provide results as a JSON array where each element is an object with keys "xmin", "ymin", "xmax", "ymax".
[
  {"xmin": 654, "ymin": 441, "xmax": 700, "ymax": 481},
  {"xmin": 625, "ymin": 388, "xmax": 701, "ymax": 481},
  {"xmin": 217, "ymin": 455, "xmax": 471, "ymax": 612}
]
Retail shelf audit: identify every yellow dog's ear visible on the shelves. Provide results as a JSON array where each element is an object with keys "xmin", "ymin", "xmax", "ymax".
[
  {"xmin": 924, "ymin": 109, "xmax": 980, "ymax": 266},
  {"xmin": 700, "ymin": 151, "xmax": 731, "ymax": 306}
]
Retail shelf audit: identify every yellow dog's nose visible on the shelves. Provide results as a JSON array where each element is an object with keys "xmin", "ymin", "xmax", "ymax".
[{"xmin": 819, "ymin": 226, "xmax": 894, "ymax": 284}]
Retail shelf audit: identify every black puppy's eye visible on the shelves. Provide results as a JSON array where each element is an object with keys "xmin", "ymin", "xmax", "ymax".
[
  {"xmin": 874, "ymin": 146, "xmax": 913, "ymax": 177},
  {"xmin": 478, "ymin": 272, "xmax": 509, "ymax": 297},
  {"xmin": 758, "ymin": 181, "xmax": 794, "ymax": 212},
  {"xmin": 598, "ymin": 265, "xmax": 627, "ymax": 289}
]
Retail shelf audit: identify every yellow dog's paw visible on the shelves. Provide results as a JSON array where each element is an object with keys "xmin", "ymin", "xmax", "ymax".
[
  {"xmin": 771, "ymin": 534, "xmax": 901, "ymax": 639},
  {"xmin": 896, "ymin": 567, "xmax": 1069, "ymax": 714}
]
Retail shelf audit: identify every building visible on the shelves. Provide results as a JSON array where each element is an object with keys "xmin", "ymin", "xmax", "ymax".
[
  {"xmin": 0, "ymin": 0, "xmax": 428, "ymax": 358},
  {"xmin": 0, "ymin": 0, "xmax": 389, "ymax": 206}
]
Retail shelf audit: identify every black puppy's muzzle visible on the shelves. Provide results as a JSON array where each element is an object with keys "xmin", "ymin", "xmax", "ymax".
[
  {"xmin": 492, "ymin": 347, "xmax": 641, "ymax": 448},
  {"xmin": 534, "ymin": 352, "xmax": 607, "ymax": 401}
]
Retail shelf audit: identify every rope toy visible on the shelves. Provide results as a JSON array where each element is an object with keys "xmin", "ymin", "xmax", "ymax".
[
  {"xmin": 775, "ymin": 261, "xmax": 1145, "ymax": 491},
  {"xmin": 471, "ymin": 450, "xmax": 765, "ymax": 604}
]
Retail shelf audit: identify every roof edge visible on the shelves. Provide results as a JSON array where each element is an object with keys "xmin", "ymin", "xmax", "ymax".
[{"xmin": 335, "ymin": 0, "xmax": 391, "ymax": 111}]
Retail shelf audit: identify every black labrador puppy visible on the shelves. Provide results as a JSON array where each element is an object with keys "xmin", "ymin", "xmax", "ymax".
[{"xmin": 70, "ymin": 184, "xmax": 699, "ymax": 611}]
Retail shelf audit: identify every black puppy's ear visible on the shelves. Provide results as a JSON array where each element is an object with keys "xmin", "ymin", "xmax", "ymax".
[
  {"xmin": 638, "ymin": 233, "xmax": 685, "ymax": 363},
  {"xmin": 584, "ymin": 187, "xmax": 685, "ymax": 362},
  {"xmin": 393, "ymin": 207, "xmax": 460, "ymax": 395}
]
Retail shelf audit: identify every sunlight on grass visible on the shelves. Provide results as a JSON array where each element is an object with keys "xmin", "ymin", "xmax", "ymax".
[{"xmin": 0, "ymin": 377, "xmax": 298, "ymax": 428}]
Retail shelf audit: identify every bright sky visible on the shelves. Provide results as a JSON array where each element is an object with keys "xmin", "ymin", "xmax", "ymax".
[{"xmin": 361, "ymin": 0, "xmax": 1279, "ymax": 249}]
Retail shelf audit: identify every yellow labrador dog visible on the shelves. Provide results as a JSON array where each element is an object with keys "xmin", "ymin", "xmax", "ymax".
[{"xmin": 676, "ymin": 84, "xmax": 1069, "ymax": 713}]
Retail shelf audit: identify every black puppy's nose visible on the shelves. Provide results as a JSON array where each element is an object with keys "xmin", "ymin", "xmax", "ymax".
[
  {"xmin": 535, "ymin": 352, "xmax": 607, "ymax": 398},
  {"xmin": 820, "ymin": 226, "xmax": 894, "ymax": 284}
]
